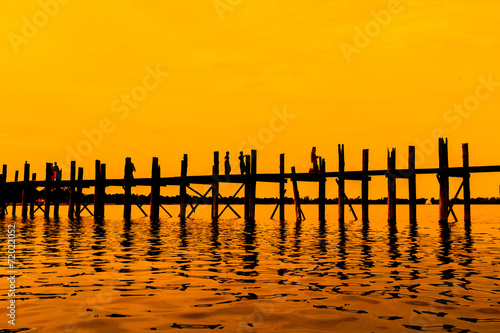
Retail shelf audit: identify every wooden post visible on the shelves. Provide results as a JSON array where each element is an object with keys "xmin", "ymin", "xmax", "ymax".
[
  {"xmin": 0, "ymin": 165, "xmax": 7, "ymax": 217},
  {"xmin": 44, "ymin": 163, "xmax": 52, "ymax": 218},
  {"xmin": 362, "ymin": 149, "xmax": 369, "ymax": 222},
  {"xmin": 124, "ymin": 157, "xmax": 132, "ymax": 219},
  {"xmin": 150, "ymin": 157, "xmax": 160, "ymax": 220},
  {"xmin": 30, "ymin": 173, "xmax": 36, "ymax": 216},
  {"xmin": 318, "ymin": 157, "xmax": 326, "ymax": 221},
  {"xmin": 94, "ymin": 160, "xmax": 102, "ymax": 218},
  {"xmin": 387, "ymin": 148, "xmax": 396, "ymax": 223},
  {"xmin": 244, "ymin": 154, "xmax": 251, "ymax": 220},
  {"xmin": 53, "ymin": 169, "xmax": 60, "ymax": 218},
  {"xmin": 338, "ymin": 144, "xmax": 345, "ymax": 222},
  {"xmin": 99, "ymin": 163, "xmax": 106, "ymax": 218},
  {"xmin": 438, "ymin": 138, "xmax": 449, "ymax": 223},
  {"xmin": 462, "ymin": 143, "xmax": 471, "ymax": 223},
  {"xmin": 279, "ymin": 153, "xmax": 285, "ymax": 221},
  {"xmin": 75, "ymin": 168, "xmax": 83, "ymax": 218},
  {"xmin": 291, "ymin": 166, "xmax": 302, "ymax": 222},
  {"xmin": 249, "ymin": 150, "xmax": 257, "ymax": 221},
  {"xmin": 68, "ymin": 161, "xmax": 76, "ymax": 218},
  {"xmin": 408, "ymin": 146, "xmax": 417, "ymax": 223},
  {"xmin": 180, "ymin": 154, "xmax": 188, "ymax": 220},
  {"xmin": 12, "ymin": 170, "xmax": 19, "ymax": 216},
  {"xmin": 212, "ymin": 152, "xmax": 219, "ymax": 221},
  {"xmin": 22, "ymin": 162, "xmax": 30, "ymax": 218}
]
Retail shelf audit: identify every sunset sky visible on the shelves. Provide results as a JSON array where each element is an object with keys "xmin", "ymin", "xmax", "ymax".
[{"xmin": 1, "ymin": 0, "xmax": 500, "ymax": 200}]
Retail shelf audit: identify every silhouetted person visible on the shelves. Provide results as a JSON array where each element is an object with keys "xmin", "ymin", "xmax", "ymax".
[
  {"xmin": 224, "ymin": 151, "xmax": 231, "ymax": 176},
  {"xmin": 52, "ymin": 162, "xmax": 61, "ymax": 181},
  {"xmin": 310, "ymin": 147, "xmax": 318, "ymax": 173},
  {"xmin": 239, "ymin": 151, "xmax": 246, "ymax": 175}
]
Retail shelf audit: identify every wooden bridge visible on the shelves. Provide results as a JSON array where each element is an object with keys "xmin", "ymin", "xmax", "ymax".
[{"xmin": 0, "ymin": 138, "xmax": 498, "ymax": 223}]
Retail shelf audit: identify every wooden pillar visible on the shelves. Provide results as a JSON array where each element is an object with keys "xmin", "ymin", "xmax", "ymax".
[
  {"xmin": 438, "ymin": 138, "xmax": 449, "ymax": 223},
  {"xmin": 22, "ymin": 162, "xmax": 30, "ymax": 218},
  {"xmin": 44, "ymin": 163, "xmax": 52, "ymax": 218},
  {"xmin": 338, "ymin": 144, "xmax": 345, "ymax": 222},
  {"xmin": 99, "ymin": 163, "xmax": 106, "ymax": 218},
  {"xmin": 53, "ymin": 169, "xmax": 60, "ymax": 218},
  {"xmin": 68, "ymin": 161, "xmax": 76, "ymax": 218},
  {"xmin": 291, "ymin": 166, "xmax": 302, "ymax": 222},
  {"xmin": 318, "ymin": 157, "xmax": 326, "ymax": 221},
  {"xmin": 212, "ymin": 152, "xmax": 219, "ymax": 221},
  {"xmin": 179, "ymin": 154, "xmax": 188, "ymax": 220},
  {"xmin": 0, "ymin": 165, "xmax": 7, "ymax": 217},
  {"xmin": 462, "ymin": 143, "xmax": 471, "ymax": 223},
  {"xmin": 12, "ymin": 170, "xmax": 19, "ymax": 216},
  {"xmin": 279, "ymin": 153, "xmax": 285, "ymax": 221},
  {"xmin": 124, "ymin": 157, "xmax": 132, "ymax": 219},
  {"xmin": 387, "ymin": 148, "xmax": 396, "ymax": 223},
  {"xmin": 30, "ymin": 173, "xmax": 36, "ymax": 216},
  {"xmin": 244, "ymin": 154, "xmax": 251, "ymax": 220},
  {"xmin": 94, "ymin": 160, "xmax": 102, "ymax": 218},
  {"xmin": 75, "ymin": 168, "xmax": 83, "ymax": 218},
  {"xmin": 150, "ymin": 157, "xmax": 160, "ymax": 220},
  {"xmin": 409, "ymin": 146, "xmax": 417, "ymax": 223},
  {"xmin": 248, "ymin": 150, "xmax": 257, "ymax": 221},
  {"xmin": 362, "ymin": 149, "xmax": 369, "ymax": 222}
]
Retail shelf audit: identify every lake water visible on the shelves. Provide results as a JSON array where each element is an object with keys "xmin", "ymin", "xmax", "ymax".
[{"xmin": 1, "ymin": 204, "xmax": 500, "ymax": 332}]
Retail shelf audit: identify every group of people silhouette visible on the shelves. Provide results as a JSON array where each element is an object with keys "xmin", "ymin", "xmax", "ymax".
[{"xmin": 224, "ymin": 151, "xmax": 247, "ymax": 176}]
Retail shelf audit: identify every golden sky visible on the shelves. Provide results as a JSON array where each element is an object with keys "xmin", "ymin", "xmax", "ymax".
[{"xmin": 1, "ymin": 0, "xmax": 500, "ymax": 200}]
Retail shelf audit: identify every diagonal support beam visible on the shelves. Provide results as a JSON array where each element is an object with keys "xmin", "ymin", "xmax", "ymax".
[{"xmin": 218, "ymin": 183, "xmax": 245, "ymax": 219}]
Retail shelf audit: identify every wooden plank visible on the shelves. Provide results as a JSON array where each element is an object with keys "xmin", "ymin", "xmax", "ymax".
[
  {"xmin": 408, "ymin": 146, "xmax": 417, "ymax": 223},
  {"xmin": 463, "ymin": 143, "xmax": 471, "ymax": 223},
  {"xmin": 212, "ymin": 151, "xmax": 219, "ymax": 221},
  {"xmin": 179, "ymin": 154, "xmax": 188, "ymax": 220},
  {"xmin": 53, "ymin": 168, "xmax": 60, "ymax": 218},
  {"xmin": 124, "ymin": 157, "xmax": 133, "ymax": 219},
  {"xmin": 0, "ymin": 165, "xmax": 7, "ymax": 217},
  {"xmin": 30, "ymin": 173, "xmax": 36, "ymax": 216},
  {"xmin": 244, "ymin": 154, "xmax": 250, "ymax": 220},
  {"xmin": 150, "ymin": 157, "xmax": 160, "ymax": 220},
  {"xmin": 318, "ymin": 157, "xmax": 326, "ymax": 221},
  {"xmin": 12, "ymin": 170, "xmax": 19, "ymax": 216},
  {"xmin": 94, "ymin": 160, "xmax": 102, "ymax": 218},
  {"xmin": 291, "ymin": 166, "xmax": 302, "ymax": 222},
  {"xmin": 75, "ymin": 168, "xmax": 83, "ymax": 218},
  {"xmin": 362, "ymin": 149, "xmax": 369, "ymax": 223},
  {"xmin": 68, "ymin": 161, "xmax": 76, "ymax": 218},
  {"xmin": 279, "ymin": 153, "xmax": 285, "ymax": 221},
  {"xmin": 44, "ymin": 163, "xmax": 52, "ymax": 218},
  {"xmin": 338, "ymin": 144, "xmax": 345, "ymax": 222},
  {"xmin": 387, "ymin": 148, "xmax": 396, "ymax": 223},
  {"xmin": 22, "ymin": 162, "xmax": 30, "ymax": 218},
  {"xmin": 438, "ymin": 138, "xmax": 449, "ymax": 223}
]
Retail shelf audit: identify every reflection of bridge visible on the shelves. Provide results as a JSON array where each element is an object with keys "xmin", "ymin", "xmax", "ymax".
[{"xmin": 0, "ymin": 138, "xmax": 497, "ymax": 223}]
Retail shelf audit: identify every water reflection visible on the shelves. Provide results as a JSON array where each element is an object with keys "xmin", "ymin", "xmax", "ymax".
[
  {"xmin": 147, "ymin": 219, "xmax": 162, "ymax": 262},
  {"xmin": 438, "ymin": 221, "xmax": 454, "ymax": 280},
  {"xmin": 317, "ymin": 220, "xmax": 327, "ymax": 254},
  {"xmin": 242, "ymin": 219, "xmax": 258, "ymax": 273},
  {"xmin": 337, "ymin": 221, "xmax": 347, "ymax": 271},
  {"xmin": 361, "ymin": 220, "xmax": 373, "ymax": 269},
  {"xmin": 387, "ymin": 222, "xmax": 400, "ymax": 268}
]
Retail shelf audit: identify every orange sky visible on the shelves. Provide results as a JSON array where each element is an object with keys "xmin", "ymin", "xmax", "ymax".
[{"xmin": 1, "ymin": 0, "xmax": 500, "ymax": 200}]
